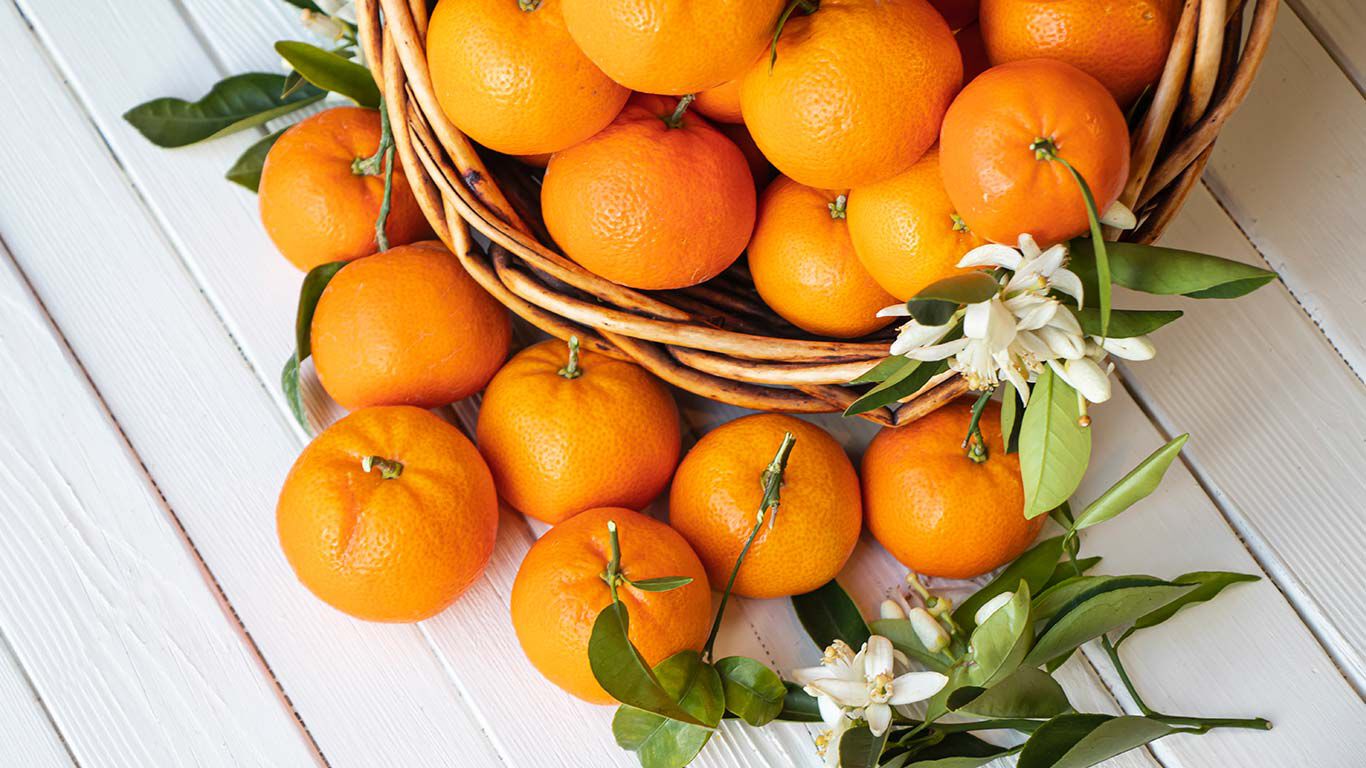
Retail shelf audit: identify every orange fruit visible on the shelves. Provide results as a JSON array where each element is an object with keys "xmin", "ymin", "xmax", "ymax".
[
  {"xmin": 258, "ymin": 107, "xmax": 433, "ymax": 271},
  {"xmin": 939, "ymin": 58, "xmax": 1130, "ymax": 247},
  {"xmin": 862, "ymin": 399, "xmax": 1043, "ymax": 579},
  {"xmin": 559, "ymin": 0, "xmax": 786, "ymax": 95},
  {"xmin": 695, "ymin": 78, "xmax": 745, "ymax": 124},
  {"xmin": 956, "ymin": 21, "xmax": 992, "ymax": 83},
  {"xmin": 541, "ymin": 94, "xmax": 756, "ymax": 290},
  {"xmin": 980, "ymin": 0, "xmax": 1180, "ymax": 107},
  {"xmin": 277, "ymin": 406, "xmax": 498, "ymax": 622},
  {"xmin": 511, "ymin": 507, "xmax": 712, "ymax": 703},
  {"xmin": 748, "ymin": 177, "xmax": 896, "ymax": 338},
  {"xmin": 931, "ymin": 0, "xmax": 980, "ymax": 29},
  {"xmin": 669, "ymin": 414, "xmax": 862, "ymax": 599},
  {"xmin": 311, "ymin": 241, "xmax": 511, "ymax": 411},
  {"xmin": 846, "ymin": 148, "xmax": 987, "ymax": 301},
  {"xmin": 426, "ymin": 0, "xmax": 629, "ymax": 156},
  {"xmin": 476, "ymin": 338, "xmax": 681, "ymax": 524},
  {"xmin": 740, "ymin": 0, "xmax": 961, "ymax": 190}
]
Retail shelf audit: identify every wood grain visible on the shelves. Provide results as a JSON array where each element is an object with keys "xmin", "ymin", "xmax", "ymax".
[{"xmin": 0, "ymin": 640, "xmax": 75, "ymax": 768}]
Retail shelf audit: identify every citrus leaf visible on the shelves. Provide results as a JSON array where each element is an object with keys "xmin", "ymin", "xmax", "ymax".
[
  {"xmin": 612, "ymin": 651, "xmax": 721, "ymax": 768},
  {"xmin": 225, "ymin": 128, "xmax": 284, "ymax": 191},
  {"xmin": 1072, "ymin": 434, "xmax": 1188, "ymax": 532},
  {"xmin": 588, "ymin": 602, "xmax": 706, "ymax": 726},
  {"xmin": 275, "ymin": 41, "xmax": 381, "ymax": 108},
  {"xmin": 774, "ymin": 682, "xmax": 823, "ymax": 722},
  {"xmin": 912, "ymin": 272, "xmax": 1001, "ymax": 305},
  {"xmin": 1018, "ymin": 715, "xmax": 1178, "ymax": 768},
  {"xmin": 714, "ymin": 657, "xmax": 785, "ymax": 727},
  {"xmin": 1121, "ymin": 571, "xmax": 1259, "ymax": 641},
  {"xmin": 1019, "ymin": 368, "xmax": 1091, "ymax": 518},
  {"xmin": 845, "ymin": 354, "xmax": 953, "ymax": 416},
  {"xmin": 907, "ymin": 746, "xmax": 1021, "ymax": 768},
  {"xmin": 124, "ymin": 73, "xmax": 324, "ymax": 147},
  {"xmin": 839, "ymin": 723, "xmax": 890, "ymax": 768},
  {"xmin": 626, "ymin": 576, "xmax": 694, "ymax": 593},
  {"xmin": 1032, "ymin": 576, "xmax": 1167, "ymax": 624},
  {"xmin": 293, "ymin": 260, "xmax": 348, "ymax": 360},
  {"xmin": 963, "ymin": 582, "xmax": 1032, "ymax": 687},
  {"xmin": 791, "ymin": 579, "xmax": 870, "ymax": 651},
  {"xmin": 950, "ymin": 667, "xmax": 1071, "ymax": 719},
  {"xmin": 1000, "ymin": 381, "xmax": 1022, "ymax": 454},
  {"xmin": 281, "ymin": 354, "xmax": 308, "ymax": 433},
  {"xmin": 1025, "ymin": 583, "xmax": 1195, "ymax": 666},
  {"xmin": 868, "ymin": 619, "xmax": 953, "ymax": 673},
  {"xmin": 1069, "ymin": 307, "xmax": 1182, "ymax": 338},
  {"xmin": 1069, "ymin": 239, "xmax": 1277, "ymax": 299},
  {"xmin": 850, "ymin": 356, "xmax": 908, "ymax": 384},
  {"xmin": 955, "ymin": 536, "xmax": 1064, "ymax": 631}
]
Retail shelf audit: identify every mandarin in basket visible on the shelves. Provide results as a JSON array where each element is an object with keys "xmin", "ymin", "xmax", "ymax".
[
  {"xmin": 277, "ymin": 406, "xmax": 498, "ymax": 622},
  {"xmin": 740, "ymin": 0, "xmax": 961, "ymax": 190},
  {"xmin": 540, "ymin": 94, "xmax": 755, "ymax": 290},
  {"xmin": 310, "ymin": 241, "xmax": 510, "ymax": 411},
  {"xmin": 511, "ymin": 507, "xmax": 712, "ymax": 703},
  {"xmin": 862, "ymin": 399, "xmax": 1043, "ymax": 579},
  {"xmin": 559, "ymin": 0, "xmax": 785, "ymax": 95},
  {"xmin": 748, "ymin": 177, "xmax": 896, "ymax": 338},
  {"xmin": 980, "ymin": 0, "xmax": 1181, "ymax": 107},
  {"xmin": 258, "ymin": 106, "xmax": 431, "ymax": 271},
  {"xmin": 939, "ymin": 58, "xmax": 1130, "ymax": 247},
  {"xmin": 846, "ymin": 148, "xmax": 986, "ymax": 301},
  {"xmin": 426, "ymin": 0, "xmax": 629, "ymax": 156},
  {"xmin": 476, "ymin": 338, "xmax": 681, "ymax": 525},
  {"xmin": 669, "ymin": 414, "xmax": 862, "ymax": 599}
]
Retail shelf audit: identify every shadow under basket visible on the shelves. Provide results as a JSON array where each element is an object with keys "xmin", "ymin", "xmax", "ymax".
[{"xmin": 354, "ymin": 0, "xmax": 1278, "ymax": 427}]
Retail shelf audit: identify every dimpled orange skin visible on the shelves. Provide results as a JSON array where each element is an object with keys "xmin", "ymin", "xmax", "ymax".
[
  {"xmin": 541, "ymin": 94, "xmax": 756, "ymax": 290},
  {"xmin": 980, "ymin": 0, "xmax": 1181, "ymax": 107},
  {"xmin": 740, "ymin": 0, "xmax": 962, "ymax": 190},
  {"xmin": 748, "ymin": 177, "xmax": 896, "ymax": 338},
  {"xmin": 258, "ymin": 107, "xmax": 432, "ymax": 271},
  {"xmin": 695, "ymin": 78, "xmax": 745, "ymax": 124},
  {"xmin": 511, "ymin": 507, "xmax": 712, "ymax": 704},
  {"xmin": 426, "ymin": 0, "xmax": 629, "ymax": 156},
  {"xmin": 476, "ymin": 340, "xmax": 682, "ymax": 525},
  {"xmin": 939, "ymin": 58, "xmax": 1130, "ymax": 247},
  {"xmin": 559, "ymin": 0, "xmax": 786, "ymax": 95},
  {"xmin": 862, "ymin": 399, "xmax": 1043, "ymax": 579},
  {"xmin": 669, "ymin": 414, "xmax": 862, "ymax": 599},
  {"xmin": 846, "ymin": 148, "xmax": 987, "ymax": 301},
  {"xmin": 310, "ymin": 241, "xmax": 511, "ymax": 411},
  {"xmin": 277, "ymin": 406, "xmax": 498, "ymax": 622}
]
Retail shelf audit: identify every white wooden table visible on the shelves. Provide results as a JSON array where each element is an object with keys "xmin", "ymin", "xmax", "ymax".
[{"xmin": 0, "ymin": 2, "xmax": 1363, "ymax": 766}]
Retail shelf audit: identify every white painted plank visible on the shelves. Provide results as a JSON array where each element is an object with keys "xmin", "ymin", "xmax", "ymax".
[
  {"xmin": 0, "ymin": 5, "xmax": 503, "ymax": 766},
  {"xmin": 1201, "ymin": 6, "xmax": 1366, "ymax": 375},
  {"xmin": 1285, "ymin": 0, "xmax": 1365, "ymax": 89},
  {"xmin": 0, "ymin": 243, "xmax": 318, "ymax": 767},
  {"xmin": 0, "ymin": 641, "xmax": 75, "ymax": 768}
]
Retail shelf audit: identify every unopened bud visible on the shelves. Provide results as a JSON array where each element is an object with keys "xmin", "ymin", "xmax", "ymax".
[
  {"xmin": 974, "ymin": 591, "xmax": 1014, "ymax": 627},
  {"xmin": 879, "ymin": 599, "xmax": 907, "ymax": 620},
  {"xmin": 908, "ymin": 607, "xmax": 950, "ymax": 653}
]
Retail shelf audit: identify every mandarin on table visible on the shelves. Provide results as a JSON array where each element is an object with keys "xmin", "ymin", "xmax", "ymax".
[
  {"xmin": 748, "ymin": 177, "xmax": 896, "ymax": 338},
  {"xmin": 540, "ymin": 94, "xmax": 756, "ymax": 290},
  {"xmin": 559, "ymin": 0, "xmax": 785, "ymax": 95},
  {"xmin": 862, "ymin": 399, "xmax": 1043, "ymax": 579},
  {"xmin": 846, "ymin": 147, "xmax": 987, "ymax": 301},
  {"xmin": 939, "ymin": 58, "xmax": 1130, "ymax": 247},
  {"xmin": 258, "ymin": 106, "xmax": 432, "ymax": 271},
  {"xmin": 980, "ymin": 0, "xmax": 1181, "ymax": 107},
  {"xmin": 476, "ymin": 338, "xmax": 681, "ymax": 525},
  {"xmin": 310, "ymin": 241, "xmax": 511, "ymax": 411},
  {"xmin": 669, "ymin": 414, "xmax": 862, "ymax": 599},
  {"xmin": 276, "ymin": 406, "xmax": 499, "ymax": 622},
  {"xmin": 426, "ymin": 0, "xmax": 629, "ymax": 156},
  {"xmin": 510, "ymin": 507, "xmax": 712, "ymax": 704},
  {"xmin": 740, "ymin": 0, "xmax": 961, "ymax": 190}
]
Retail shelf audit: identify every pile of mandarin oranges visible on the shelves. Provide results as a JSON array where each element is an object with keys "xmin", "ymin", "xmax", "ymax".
[{"xmin": 263, "ymin": 0, "xmax": 1180, "ymax": 704}]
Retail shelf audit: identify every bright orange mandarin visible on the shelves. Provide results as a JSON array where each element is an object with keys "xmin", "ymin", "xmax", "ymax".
[
  {"xmin": 748, "ymin": 177, "xmax": 896, "ymax": 338},
  {"xmin": 311, "ymin": 241, "xmax": 510, "ymax": 411},
  {"xmin": 511, "ymin": 507, "xmax": 712, "ymax": 703},
  {"xmin": 669, "ymin": 414, "xmax": 862, "ymax": 599},
  {"xmin": 541, "ymin": 94, "xmax": 755, "ymax": 290},
  {"xmin": 476, "ymin": 339, "xmax": 681, "ymax": 525},
  {"xmin": 846, "ymin": 148, "xmax": 987, "ymax": 301},
  {"xmin": 980, "ymin": 0, "xmax": 1181, "ymax": 107},
  {"xmin": 426, "ymin": 0, "xmax": 628, "ymax": 155},
  {"xmin": 862, "ymin": 399, "xmax": 1043, "ymax": 579},
  {"xmin": 695, "ymin": 78, "xmax": 745, "ymax": 124},
  {"xmin": 559, "ymin": 0, "xmax": 786, "ymax": 94},
  {"xmin": 740, "ymin": 0, "xmax": 961, "ymax": 190},
  {"xmin": 939, "ymin": 58, "xmax": 1130, "ymax": 247},
  {"xmin": 258, "ymin": 107, "xmax": 432, "ymax": 271},
  {"xmin": 277, "ymin": 406, "xmax": 498, "ymax": 622}
]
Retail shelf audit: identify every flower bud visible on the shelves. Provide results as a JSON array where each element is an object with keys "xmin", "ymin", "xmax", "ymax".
[
  {"xmin": 880, "ymin": 599, "xmax": 907, "ymax": 620},
  {"xmin": 1100, "ymin": 201, "xmax": 1138, "ymax": 230},
  {"xmin": 300, "ymin": 9, "xmax": 346, "ymax": 40},
  {"xmin": 1100, "ymin": 335, "xmax": 1156, "ymax": 361},
  {"xmin": 908, "ymin": 607, "xmax": 950, "ymax": 653},
  {"xmin": 974, "ymin": 591, "xmax": 1015, "ymax": 626},
  {"xmin": 1064, "ymin": 357, "xmax": 1112, "ymax": 403}
]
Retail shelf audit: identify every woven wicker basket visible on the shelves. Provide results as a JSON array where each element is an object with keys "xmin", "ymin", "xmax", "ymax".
[{"xmin": 355, "ymin": 0, "xmax": 1277, "ymax": 427}]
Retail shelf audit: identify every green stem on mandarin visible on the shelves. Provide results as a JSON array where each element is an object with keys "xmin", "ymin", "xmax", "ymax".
[
  {"xmin": 828, "ymin": 194, "xmax": 847, "ymax": 219},
  {"xmin": 962, "ymin": 389, "xmax": 992, "ymax": 464},
  {"xmin": 662, "ymin": 94, "xmax": 696, "ymax": 129},
  {"xmin": 351, "ymin": 100, "xmax": 395, "ymax": 251},
  {"xmin": 558, "ymin": 335, "xmax": 583, "ymax": 379},
  {"xmin": 361, "ymin": 455, "xmax": 404, "ymax": 480},
  {"xmin": 518, "ymin": 0, "xmax": 541, "ymax": 10},
  {"xmin": 601, "ymin": 520, "xmax": 623, "ymax": 602}
]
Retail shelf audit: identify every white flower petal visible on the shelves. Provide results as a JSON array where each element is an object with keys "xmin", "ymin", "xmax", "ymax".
[
  {"xmin": 818, "ymin": 693, "xmax": 845, "ymax": 727},
  {"xmin": 887, "ymin": 671, "xmax": 950, "ymax": 706},
  {"xmin": 1100, "ymin": 335, "xmax": 1156, "ymax": 361},
  {"xmin": 1065, "ymin": 357, "xmax": 1112, "ymax": 403},
  {"xmin": 1035, "ymin": 244, "xmax": 1068, "ymax": 276},
  {"xmin": 906, "ymin": 337, "xmax": 969, "ymax": 361},
  {"xmin": 1101, "ymin": 201, "xmax": 1137, "ymax": 230},
  {"xmin": 1046, "ymin": 305, "xmax": 1083, "ymax": 336},
  {"xmin": 974, "ymin": 591, "xmax": 1015, "ymax": 626},
  {"xmin": 957, "ymin": 243, "xmax": 1022, "ymax": 271},
  {"xmin": 866, "ymin": 703, "xmax": 892, "ymax": 737},
  {"xmin": 1010, "ymin": 296, "xmax": 1060, "ymax": 331},
  {"xmin": 1037, "ymin": 326, "xmax": 1085, "ymax": 360},
  {"xmin": 1017, "ymin": 233, "xmax": 1043, "ymax": 260},
  {"xmin": 998, "ymin": 354, "xmax": 1031, "ymax": 405},
  {"xmin": 865, "ymin": 636, "xmax": 894, "ymax": 679},
  {"xmin": 876, "ymin": 303, "xmax": 911, "ymax": 318},
  {"xmin": 809, "ymin": 679, "xmax": 870, "ymax": 709},
  {"xmin": 889, "ymin": 321, "xmax": 953, "ymax": 355},
  {"xmin": 793, "ymin": 666, "xmax": 836, "ymax": 686},
  {"xmin": 979, "ymin": 299, "xmax": 1019, "ymax": 351},
  {"xmin": 1050, "ymin": 268, "xmax": 1085, "ymax": 309}
]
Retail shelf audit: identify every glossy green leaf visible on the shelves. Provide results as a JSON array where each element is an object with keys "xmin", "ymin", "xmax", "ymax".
[
  {"xmin": 1017, "ymin": 714, "xmax": 1178, "ymax": 768},
  {"xmin": 868, "ymin": 619, "xmax": 952, "ymax": 673},
  {"xmin": 1044, "ymin": 557, "xmax": 1101, "ymax": 590},
  {"xmin": 612, "ymin": 651, "xmax": 722, "ymax": 768},
  {"xmin": 1069, "ymin": 239, "xmax": 1276, "ymax": 300},
  {"xmin": 791, "ymin": 580, "xmax": 871, "ymax": 652},
  {"xmin": 1000, "ymin": 382, "xmax": 1022, "ymax": 454},
  {"xmin": 850, "ymin": 356, "xmax": 908, "ymax": 384},
  {"xmin": 907, "ymin": 298, "xmax": 958, "ymax": 326},
  {"xmin": 1121, "ymin": 571, "xmax": 1259, "ymax": 641},
  {"xmin": 839, "ymin": 724, "xmax": 889, "ymax": 768},
  {"xmin": 950, "ymin": 667, "xmax": 1071, "ymax": 719},
  {"xmin": 1020, "ymin": 368, "xmax": 1091, "ymax": 518},
  {"xmin": 964, "ymin": 583, "xmax": 1032, "ymax": 687},
  {"xmin": 1032, "ymin": 576, "xmax": 1167, "ymax": 624},
  {"xmin": 1025, "ymin": 583, "xmax": 1195, "ymax": 666},
  {"xmin": 124, "ymin": 73, "xmax": 324, "ymax": 148},
  {"xmin": 1072, "ymin": 434, "xmax": 1188, "ymax": 532},
  {"xmin": 1055, "ymin": 159, "xmax": 1111, "ymax": 335},
  {"xmin": 626, "ymin": 576, "xmax": 694, "ymax": 593},
  {"xmin": 1070, "ymin": 307, "xmax": 1182, "ymax": 338},
  {"xmin": 907, "ymin": 746, "xmax": 1021, "ymax": 768},
  {"xmin": 913, "ymin": 272, "xmax": 1001, "ymax": 304},
  {"xmin": 774, "ymin": 682, "xmax": 823, "ymax": 722},
  {"xmin": 293, "ymin": 260, "xmax": 348, "ymax": 360},
  {"xmin": 281, "ymin": 354, "xmax": 308, "ymax": 433},
  {"xmin": 275, "ymin": 41, "xmax": 381, "ymax": 108},
  {"xmin": 588, "ymin": 602, "xmax": 706, "ymax": 726},
  {"xmin": 225, "ymin": 129, "xmax": 284, "ymax": 191},
  {"xmin": 714, "ymin": 657, "xmax": 785, "ymax": 727},
  {"xmin": 955, "ymin": 537, "xmax": 1064, "ymax": 631},
  {"xmin": 905, "ymin": 733, "xmax": 1018, "ymax": 767},
  {"xmin": 845, "ymin": 357, "xmax": 952, "ymax": 416}
]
